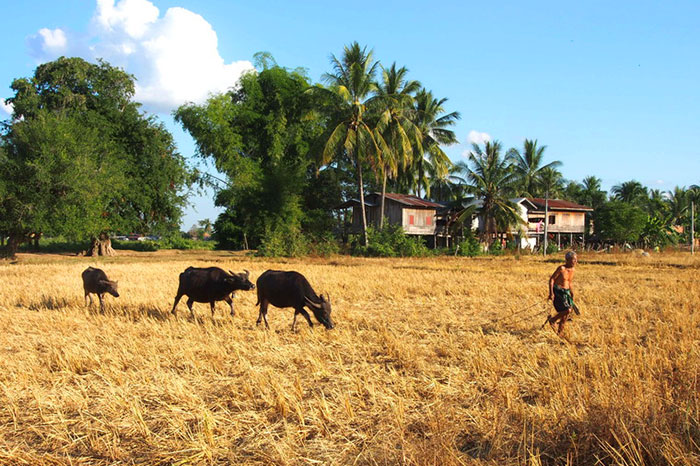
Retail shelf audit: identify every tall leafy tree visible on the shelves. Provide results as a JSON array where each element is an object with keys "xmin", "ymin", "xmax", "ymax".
[
  {"xmin": 176, "ymin": 64, "xmax": 330, "ymax": 249},
  {"xmin": 457, "ymin": 140, "xmax": 521, "ymax": 243},
  {"xmin": 507, "ymin": 139, "xmax": 561, "ymax": 197},
  {"xmin": 373, "ymin": 62, "xmax": 421, "ymax": 228},
  {"xmin": 320, "ymin": 42, "xmax": 382, "ymax": 245},
  {"xmin": 1, "ymin": 57, "xmax": 192, "ymax": 257},
  {"xmin": 595, "ymin": 201, "xmax": 647, "ymax": 245}
]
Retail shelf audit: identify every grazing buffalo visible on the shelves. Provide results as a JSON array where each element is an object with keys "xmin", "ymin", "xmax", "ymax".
[
  {"xmin": 171, "ymin": 267, "xmax": 255, "ymax": 318},
  {"xmin": 255, "ymin": 270, "xmax": 334, "ymax": 330},
  {"xmin": 82, "ymin": 266, "xmax": 119, "ymax": 312}
]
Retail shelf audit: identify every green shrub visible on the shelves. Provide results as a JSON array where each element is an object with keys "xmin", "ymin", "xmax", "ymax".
[
  {"xmin": 158, "ymin": 236, "xmax": 216, "ymax": 250},
  {"xmin": 488, "ymin": 240, "xmax": 505, "ymax": 256},
  {"xmin": 112, "ymin": 240, "xmax": 159, "ymax": 251},
  {"xmin": 257, "ymin": 226, "xmax": 310, "ymax": 257},
  {"xmin": 455, "ymin": 236, "xmax": 482, "ymax": 257},
  {"xmin": 308, "ymin": 234, "xmax": 340, "ymax": 257},
  {"xmin": 351, "ymin": 225, "xmax": 430, "ymax": 257}
]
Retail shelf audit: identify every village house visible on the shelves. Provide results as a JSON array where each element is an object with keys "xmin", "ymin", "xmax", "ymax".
[
  {"xmin": 466, "ymin": 198, "xmax": 593, "ymax": 249},
  {"xmin": 337, "ymin": 193, "xmax": 593, "ymax": 250},
  {"xmin": 336, "ymin": 192, "xmax": 442, "ymax": 242}
]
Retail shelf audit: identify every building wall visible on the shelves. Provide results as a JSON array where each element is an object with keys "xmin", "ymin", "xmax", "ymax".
[
  {"xmin": 402, "ymin": 208, "xmax": 436, "ymax": 235},
  {"xmin": 527, "ymin": 211, "xmax": 587, "ymax": 234},
  {"xmin": 350, "ymin": 202, "xmax": 436, "ymax": 235}
]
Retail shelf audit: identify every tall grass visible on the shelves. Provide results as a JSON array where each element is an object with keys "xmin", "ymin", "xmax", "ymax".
[{"xmin": 0, "ymin": 251, "xmax": 697, "ymax": 464}]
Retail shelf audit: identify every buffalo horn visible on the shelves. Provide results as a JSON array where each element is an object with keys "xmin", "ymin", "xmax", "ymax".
[
  {"xmin": 244, "ymin": 269, "xmax": 250, "ymax": 279},
  {"xmin": 305, "ymin": 296, "xmax": 323, "ymax": 310}
]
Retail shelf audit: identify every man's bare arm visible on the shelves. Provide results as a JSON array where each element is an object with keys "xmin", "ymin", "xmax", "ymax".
[{"xmin": 548, "ymin": 266, "xmax": 563, "ymax": 300}]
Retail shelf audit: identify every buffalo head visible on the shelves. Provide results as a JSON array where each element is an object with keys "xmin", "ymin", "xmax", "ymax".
[
  {"xmin": 227, "ymin": 269, "xmax": 255, "ymax": 291},
  {"xmin": 306, "ymin": 293, "xmax": 334, "ymax": 329},
  {"xmin": 100, "ymin": 280, "xmax": 119, "ymax": 297}
]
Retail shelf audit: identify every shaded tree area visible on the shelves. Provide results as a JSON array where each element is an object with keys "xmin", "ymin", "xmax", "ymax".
[{"xmin": 0, "ymin": 57, "xmax": 194, "ymax": 257}]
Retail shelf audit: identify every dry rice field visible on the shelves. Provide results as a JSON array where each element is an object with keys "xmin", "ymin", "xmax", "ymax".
[{"xmin": 0, "ymin": 250, "xmax": 698, "ymax": 465}]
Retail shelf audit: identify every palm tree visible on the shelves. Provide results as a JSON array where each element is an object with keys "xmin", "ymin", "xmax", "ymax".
[
  {"xmin": 665, "ymin": 186, "xmax": 688, "ymax": 224},
  {"xmin": 611, "ymin": 180, "xmax": 648, "ymax": 205},
  {"xmin": 428, "ymin": 163, "xmax": 466, "ymax": 203},
  {"xmin": 507, "ymin": 139, "xmax": 561, "ymax": 197},
  {"xmin": 456, "ymin": 140, "xmax": 521, "ymax": 243},
  {"xmin": 407, "ymin": 89, "xmax": 460, "ymax": 198},
  {"xmin": 645, "ymin": 189, "xmax": 668, "ymax": 218},
  {"xmin": 321, "ymin": 42, "xmax": 382, "ymax": 246},
  {"xmin": 538, "ymin": 167, "xmax": 565, "ymax": 199},
  {"xmin": 373, "ymin": 63, "xmax": 421, "ymax": 228}
]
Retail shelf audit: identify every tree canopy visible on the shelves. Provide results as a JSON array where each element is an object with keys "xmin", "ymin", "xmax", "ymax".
[
  {"xmin": 0, "ymin": 57, "xmax": 193, "ymax": 256},
  {"xmin": 175, "ymin": 65, "xmax": 340, "ymax": 250}
]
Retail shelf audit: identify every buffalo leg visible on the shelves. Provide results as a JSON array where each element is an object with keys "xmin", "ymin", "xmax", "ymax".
[
  {"xmin": 299, "ymin": 308, "xmax": 314, "ymax": 328},
  {"xmin": 210, "ymin": 301, "xmax": 216, "ymax": 318},
  {"xmin": 98, "ymin": 293, "xmax": 105, "ymax": 313},
  {"xmin": 186, "ymin": 298, "xmax": 195, "ymax": 317},
  {"xmin": 223, "ymin": 295, "xmax": 234, "ymax": 317},
  {"xmin": 292, "ymin": 311, "xmax": 299, "ymax": 331},
  {"xmin": 257, "ymin": 299, "xmax": 270, "ymax": 329},
  {"xmin": 85, "ymin": 291, "xmax": 92, "ymax": 307},
  {"xmin": 171, "ymin": 293, "xmax": 183, "ymax": 315}
]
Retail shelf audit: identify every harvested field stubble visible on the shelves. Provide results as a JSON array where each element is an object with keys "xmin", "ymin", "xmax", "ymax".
[{"xmin": 0, "ymin": 251, "xmax": 698, "ymax": 465}]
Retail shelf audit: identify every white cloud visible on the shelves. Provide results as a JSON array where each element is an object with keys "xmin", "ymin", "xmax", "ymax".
[
  {"xmin": 461, "ymin": 130, "xmax": 491, "ymax": 157},
  {"xmin": 0, "ymin": 98, "xmax": 13, "ymax": 116},
  {"xmin": 468, "ymin": 130, "xmax": 491, "ymax": 146},
  {"xmin": 27, "ymin": 28, "xmax": 69, "ymax": 60},
  {"xmin": 28, "ymin": 0, "xmax": 254, "ymax": 113}
]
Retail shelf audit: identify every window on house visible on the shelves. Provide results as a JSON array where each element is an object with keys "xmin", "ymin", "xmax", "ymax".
[
  {"xmin": 409, "ymin": 215, "xmax": 414, "ymax": 225},
  {"xmin": 549, "ymin": 215, "xmax": 556, "ymax": 224}
]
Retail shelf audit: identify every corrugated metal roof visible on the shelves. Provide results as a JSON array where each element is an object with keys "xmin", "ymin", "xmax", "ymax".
[
  {"xmin": 381, "ymin": 192, "xmax": 444, "ymax": 208},
  {"xmin": 335, "ymin": 192, "xmax": 443, "ymax": 209},
  {"xmin": 527, "ymin": 198, "xmax": 593, "ymax": 211}
]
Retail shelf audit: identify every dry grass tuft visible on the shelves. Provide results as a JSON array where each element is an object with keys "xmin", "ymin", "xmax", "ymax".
[{"xmin": 0, "ymin": 250, "xmax": 698, "ymax": 465}]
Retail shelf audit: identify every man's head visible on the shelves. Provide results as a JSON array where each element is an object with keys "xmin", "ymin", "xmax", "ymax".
[{"xmin": 565, "ymin": 251, "xmax": 578, "ymax": 266}]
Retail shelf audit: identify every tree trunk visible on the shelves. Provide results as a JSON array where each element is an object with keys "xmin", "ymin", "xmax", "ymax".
[
  {"xmin": 358, "ymin": 161, "xmax": 369, "ymax": 246},
  {"xmin": 32, "ymin": 233, "xmax": 41, "ymax": 251},
  {"xmin": 85, "ymin": 233, "xmax": 116, "ymax": 256},
  {"xmin": 2, "ymin": 233, "xmax": 22, "ymax": 259},
  {"xmin": 379, "ymin": 171, "xmax": 387, "ymax": 230}
]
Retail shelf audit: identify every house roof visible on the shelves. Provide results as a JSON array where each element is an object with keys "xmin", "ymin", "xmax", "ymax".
[
  {"xmin": 380, "ymin": 192, "xmax": 444, "ymax": 208},
  {"xmin": 335, "ymin": 192, "xmax": 443, "ymax": 210},
  {"xmin": 527, "ymin": 198, "xmax": 593, "ymax": 212}
]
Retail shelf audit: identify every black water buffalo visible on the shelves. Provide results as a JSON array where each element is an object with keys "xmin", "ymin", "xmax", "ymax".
[
  {"xmin": 171, "ymin": 267, "xmax": 255, "ymax": 318},
  {"xmin": 82, "ymin": 266, "xmax": 119, "ymax": 312},
  {"xmin": 255, "ymin": 270, "xmax": 334, "ymax": 330}
]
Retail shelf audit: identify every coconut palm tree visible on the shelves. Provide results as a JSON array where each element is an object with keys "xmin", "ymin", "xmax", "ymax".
[
  {"xmin": 579, "ymin": 176, "xmax": 607, "ymax": 208},
  {"xmin": 373, "ymin": 63, "xmax": 421, "ymax": 228},
  {"xmin": 611, "ymin": 180, "xmax": 648, "ymax": 205},
  {"xmin": 538, "ymin": 167, "xmax": 565, "ymax": 199},
  {"xmin": 665, "ymin": 186, "xmax": 688, "ymax": 224},
  {"xmin": 456, "ymin": 140, "xmax": 521, "ymax": 243},
  {"xmin": 406, "ymin": 89, "xmax": 460, "ymax": 198},
  {"xmin": 320, "ymin": 42, "xmax": 382, "ymax": 246},
  {"xmin": 507, "ymin": 139, "xmax": 561, "ymax": 197}
]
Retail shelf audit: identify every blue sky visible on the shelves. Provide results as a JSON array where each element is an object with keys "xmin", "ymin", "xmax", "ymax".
[{"xmin": 2, "ymin": 0, "xmax": 699, "ymax": 229}]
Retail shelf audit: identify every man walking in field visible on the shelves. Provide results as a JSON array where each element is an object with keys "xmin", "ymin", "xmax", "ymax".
[{"xmin": 547, "ymin": 251, "xmax": 578, "ymax": 339}]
